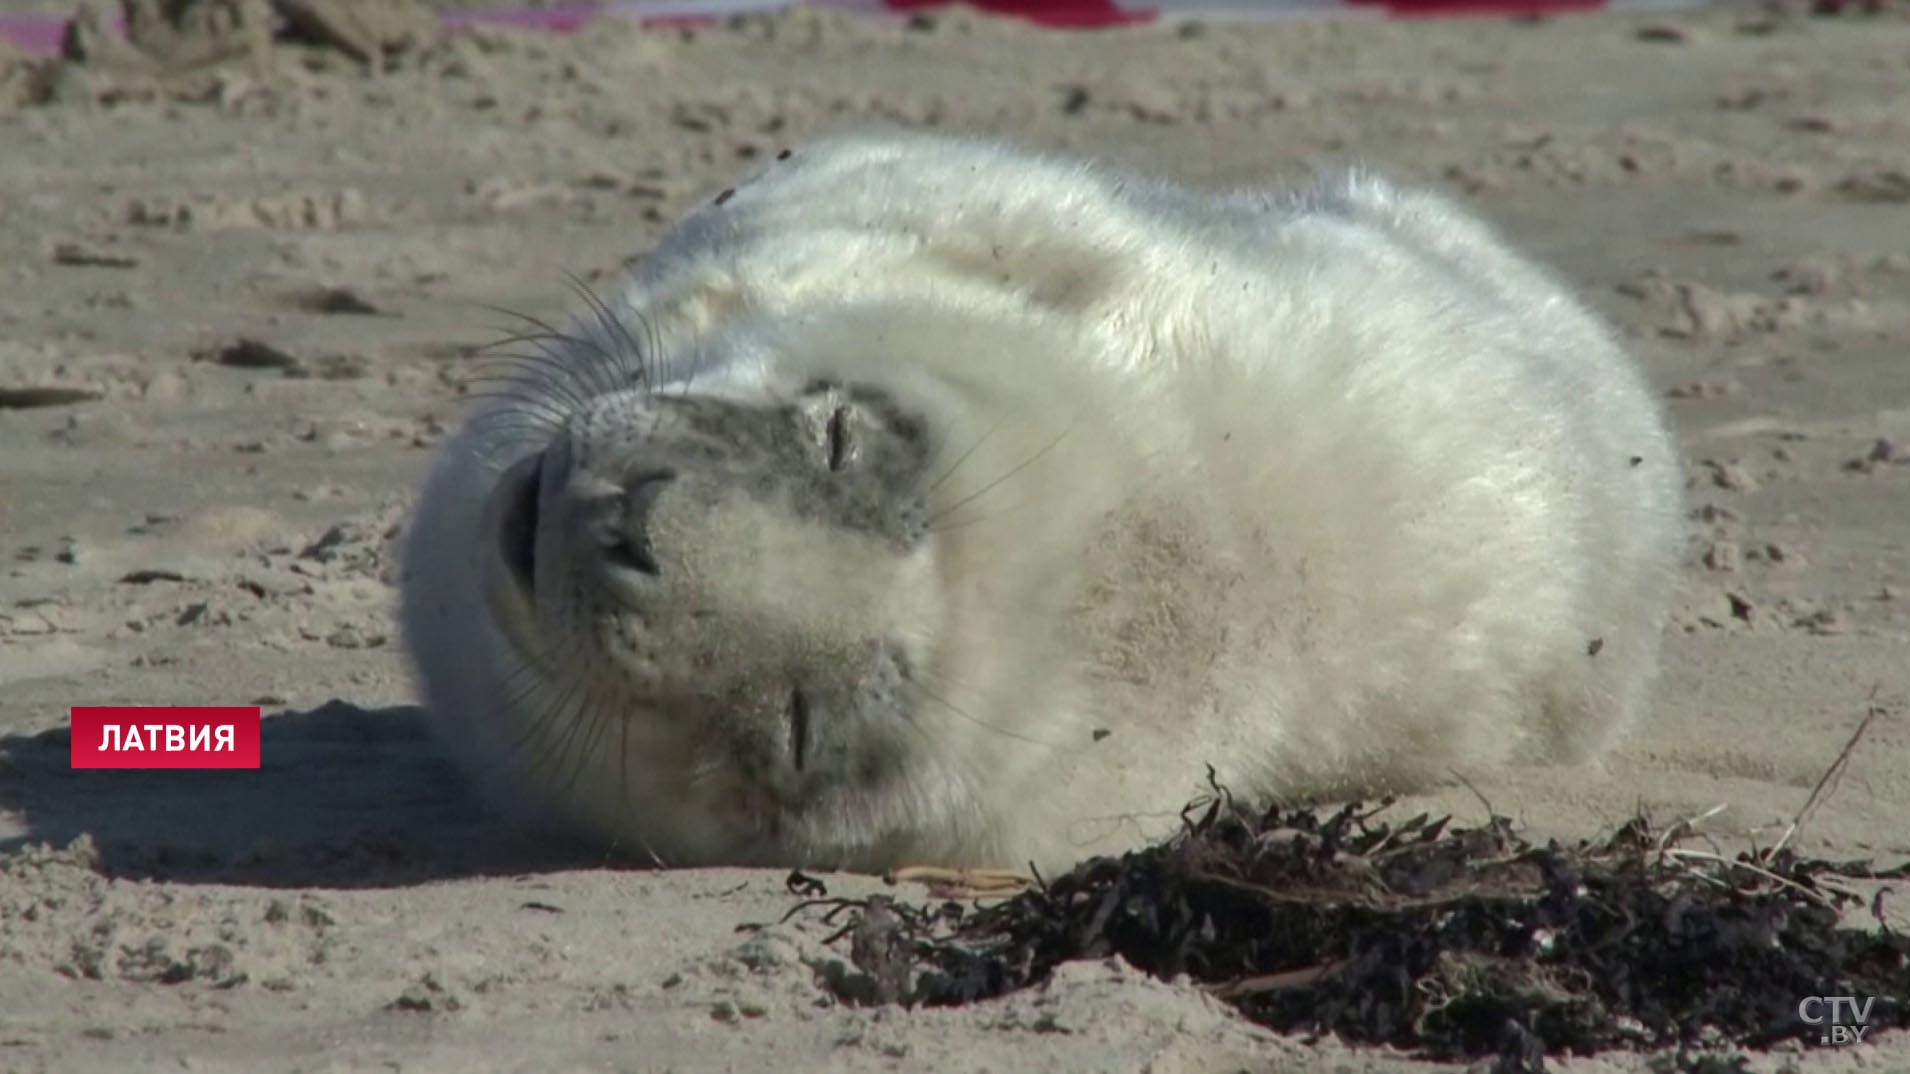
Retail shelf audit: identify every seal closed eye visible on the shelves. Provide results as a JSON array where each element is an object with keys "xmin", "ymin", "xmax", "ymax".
[
  {"xmin": 826, "ymin": 404, "xmax": 854, "ymax": 473},
  {"xmin": 400, "ymin": 129, "xmax": 1683, "ymax": 874}
]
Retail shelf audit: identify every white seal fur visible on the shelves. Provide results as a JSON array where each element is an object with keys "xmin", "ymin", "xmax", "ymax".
[{"xmin": 401, "ymin": 129, "xmax": 1683, "ymax": 873}]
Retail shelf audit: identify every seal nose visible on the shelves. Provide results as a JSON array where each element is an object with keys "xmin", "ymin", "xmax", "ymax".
[{"xmin": 603, "ymin": 470, "xmax": 676, "ymax": 577}]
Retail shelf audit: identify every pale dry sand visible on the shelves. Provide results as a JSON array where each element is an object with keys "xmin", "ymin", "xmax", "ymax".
[{"xmin": 2, "ymin": 4, "xmax": 1908, "ymax": 1072}]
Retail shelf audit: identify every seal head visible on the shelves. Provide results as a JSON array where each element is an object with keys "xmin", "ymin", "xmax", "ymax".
[
  {"xmin": 409, "ymin": 296, "xmax": 1129, "ymax": 870},
  {"xmin": 480, "ymin": 374, "xmax": 962, "ymax": 858}
]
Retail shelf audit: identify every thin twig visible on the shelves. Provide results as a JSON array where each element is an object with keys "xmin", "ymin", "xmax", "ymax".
[
  {"xmin": 1662, "ymin": 847, "xmax": 1839, "ymax": 910},
  {"xmin": 1446, "ymin": 767, "xmax": 1497, "ymax": 822},
  {"xmin": 1653, "ymin": 803, "xmax": 1729, "ymax": 859},
  {"xmin": 1767, "ymin": 694, "xmax": 1887, "ymax": 861},
  {"xmin": 1208, "ymin": 960, "xmax": 1348, "ymax": 999}
]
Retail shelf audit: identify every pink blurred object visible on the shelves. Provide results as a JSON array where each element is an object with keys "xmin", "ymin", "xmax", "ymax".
[{"xmin": 0, "ymin": 0, "xmax": 1719, "ymax": 58}]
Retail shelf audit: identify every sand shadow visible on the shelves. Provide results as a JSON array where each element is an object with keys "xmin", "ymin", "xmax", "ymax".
[{"xmin": 0, "ymin": 700, "xmax": 615, "ymax": 888}]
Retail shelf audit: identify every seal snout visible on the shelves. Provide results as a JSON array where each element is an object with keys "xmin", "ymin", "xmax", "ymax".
[
  {"xmin": 602, "ymin": 469, "xmax": 676, "ymax": 578},
  {"xmin": 491, "ymin": 442, "xmax": 680, "ymax": 601}
]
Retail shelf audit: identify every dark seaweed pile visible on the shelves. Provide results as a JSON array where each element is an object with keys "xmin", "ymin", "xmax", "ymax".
[{"xmin": 775, "ymin": 779, "xmax": 1910, "ymax": 1072}]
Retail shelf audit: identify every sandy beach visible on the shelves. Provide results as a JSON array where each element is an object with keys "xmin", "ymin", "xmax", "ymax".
[{"xmin": 1, "ymin": 2, "xmax": 1907, "ymax": 1070}]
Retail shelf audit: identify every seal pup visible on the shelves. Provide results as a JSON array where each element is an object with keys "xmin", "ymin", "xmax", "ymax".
[{"xmin": 401, "ymin": 129, "xmax": 1682, "ymax": 874}]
